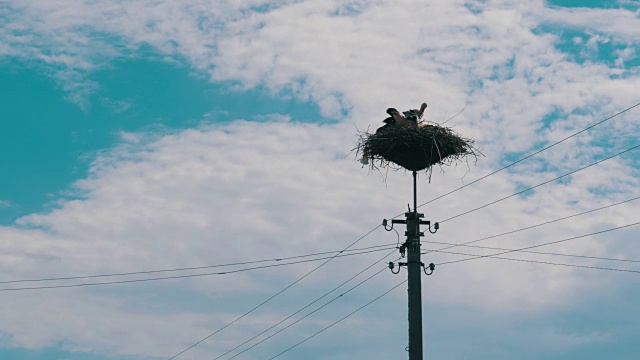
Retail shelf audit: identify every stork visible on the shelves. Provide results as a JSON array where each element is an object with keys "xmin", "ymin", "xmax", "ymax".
[
  {"xmin": 386, "ymin": 102, "xmax": 427, "ymax": 127},
  {"xmin": 359, "ymin": 103, "xmax": 428, "ymax": 165}
]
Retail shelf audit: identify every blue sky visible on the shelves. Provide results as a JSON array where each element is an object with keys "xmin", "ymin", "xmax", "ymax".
[
  {"xmin": 0, "ymin": 52, "xmax": 324, "ymax": 224},
  {"xmin": 0, "ymin": 0, "xmax": 639, "ymax": 359}
]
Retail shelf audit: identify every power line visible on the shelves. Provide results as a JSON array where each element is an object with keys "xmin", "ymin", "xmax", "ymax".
[
  {"xmin": 437, "ymin": 221, "xmax": 640, "ymax": 266},
  {"xmin": 425, "ymin": 240, "xmax": 640, "ymax": 264},
  {"xmin": 429, "ymin": 249, "xmax": 640, "ymax": 274},
  {"xmin": 167, "ymin": 225, "xmax": 382, "ymax": 359},
  {"xmin": 227, "ymin": 265, "xmax": 391, "ymax": 360},
  {"xmin": 213, "ymin": 249, "xmax": 398, "ymax": 360},
  {"xmin": 175, "ymin": 104, "xmax": 638, "ymax": 358},
  {"xmin": 226, "ymin": 224, "xmax": 639, "ymax": 359},
  {"xmin": 10, "ymin": 191, "xmax": 637, "ymax": 288},
  {"xmin": 261, "ymin": 104, "xmax": 638, "ymax": 359},
  {"xmin": 289, "ymin": 103, "xmax": 640, "ymax": 358},
  {"xmin": 423, "ymin": 195, "xmax": 640, "ymax": 255},
  {"xmin": 0, "ymin": 246, "xmax": 396, "ymax": 292},
  {"xmin": 439, "ymin": 143, "xmax": 640, "ymax": 223},
  {"xmin": 266, "ymin": 279, "xmax": 408, "ymax": 360},
  {"xmin": 399, "ymin": 102, "xmax": 640, "ymax": 218},
  {"xmin": 0, "ymin": 242, "xmax": 397, "ymax": 285}
]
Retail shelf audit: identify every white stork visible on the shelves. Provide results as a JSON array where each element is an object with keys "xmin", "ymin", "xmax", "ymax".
[
  {"xmin": 386, "ymin": 102, "xmax": 427, "ymax": 127},
  {"xmin": 359, "ymin": 103, "xmax": 428, "ymax": 165}
]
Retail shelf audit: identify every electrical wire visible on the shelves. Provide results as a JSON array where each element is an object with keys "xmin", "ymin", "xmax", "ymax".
[
  {"xmin": 193, "ymin": 104, "xmax": 639, "ymax": 358},
  {"xmin": 212, "ymin": 248, "xmax": 398, "ymax": 360},
  {"xmin": 436, "ymin": 221, "xmax": 640, "ymax": 266},
  {"xmin": 266, "ymin": 279, "xmax": 408, "ymax": 360},
  {"xmin": 425, "ymin": 240, "xmax": 640, "ymax": 264},
  {"xmin": 393, "ymin": 102, "xmax": 640, "ymax": 218},
  {"xmin": 10, "ymin": 193, "xmax": 635, "ymax": 288},
  {"xmin": 245, "ymin": 221, "xmax": 639, "ymax": 360},
  {"xmin": 40, "ymin": 104, "xmax": 636, "ymax": 357},
  {"xmin": 429, "ymin": 249, "xmax": 640, "ymax": 274},
  {"xmin": 247, "ymin": 204, "xmax": 639, "ymax": 359},
  {"xmin": 0, "ymin": 246, "xmax": 396, "ymax": 292},
  {"xmin": 226, "ymin": 105, "xmax": 637, "ymax": 357},
  {"xmin": 423, "ymin": 195, "xmax": 640, "ymax": 255},
  {"xmin": 166, "ymin": 225, "xmax": 383, "ymax": 359},
  {"xmin": 226, "ymin": 265, "xmax": 392, "ymax": 360},
  {"xmin": 439, "ymin": 143, "xmax": 640, "ymax": 223},
  {"xmin": 0, "ymin": 242, "xmax": 397, "ymax": 285}
]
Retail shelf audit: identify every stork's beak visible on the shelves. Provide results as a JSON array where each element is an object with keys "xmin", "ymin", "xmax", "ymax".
[{"xmin": 418, "ymin": 103, "xmax": 427, "ymax": 118}]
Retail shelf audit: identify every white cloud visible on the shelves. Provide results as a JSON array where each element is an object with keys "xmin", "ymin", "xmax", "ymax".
[
  {"xmin": 540, "ymin": 5, "xmax": 640, "ymax": 42},
  {"xmin": 2, "ymin": 117, "xmax": 639, "ymax": 358},
  {"xmin": 1, "ymin": 0, "xmax": 640, "ymax": 358}
]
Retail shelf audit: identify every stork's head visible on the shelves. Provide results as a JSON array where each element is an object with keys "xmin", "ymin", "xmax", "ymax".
[{"xmin": 418, "ymin": 103, "xmax": 427, "ymax": 119}]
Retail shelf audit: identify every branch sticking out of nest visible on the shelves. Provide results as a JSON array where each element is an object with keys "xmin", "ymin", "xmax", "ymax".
[{"xmin": 355, "ymin": 123, "xmax": 481, "ymax": 174}]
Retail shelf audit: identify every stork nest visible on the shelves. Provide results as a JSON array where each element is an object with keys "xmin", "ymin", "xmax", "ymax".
[{"xmin": 355, "ymin": 123, "xmax": 481, "ymax": 173}]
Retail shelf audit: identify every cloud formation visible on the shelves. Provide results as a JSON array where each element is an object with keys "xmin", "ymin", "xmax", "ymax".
[{"xmin": 1, "ymin": 0, "xmax": 639, "ymax": 359}]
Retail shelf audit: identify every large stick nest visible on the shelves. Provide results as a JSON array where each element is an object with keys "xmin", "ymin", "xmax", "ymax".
[{"xmin": 356, "ymin": 123, "xmax": 481, "ymax": 172}]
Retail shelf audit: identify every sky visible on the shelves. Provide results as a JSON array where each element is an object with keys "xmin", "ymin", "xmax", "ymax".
[{"xmin": 0, "ymin": 0, "xmax": 639, "ymax": 359}]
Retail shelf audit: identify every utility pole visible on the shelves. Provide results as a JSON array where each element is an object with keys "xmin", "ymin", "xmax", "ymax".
[{"xmin": 386, "ymin": 171, "xmax": 437, "ymax": 360}]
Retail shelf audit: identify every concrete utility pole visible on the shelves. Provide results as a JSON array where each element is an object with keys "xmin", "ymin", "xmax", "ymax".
[{"xmin": 387, "ymin": 171, "xmax": 437, "ymax": 360}]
